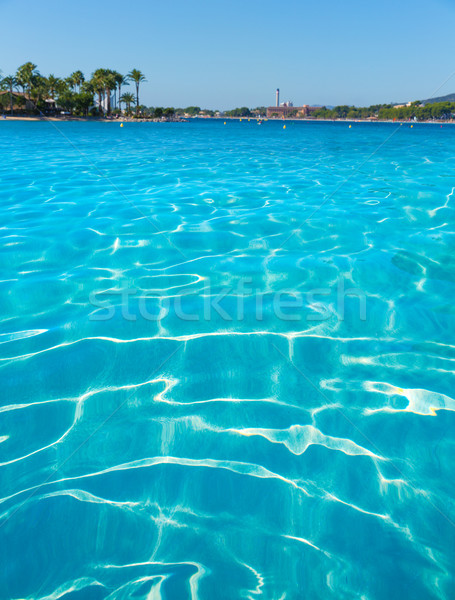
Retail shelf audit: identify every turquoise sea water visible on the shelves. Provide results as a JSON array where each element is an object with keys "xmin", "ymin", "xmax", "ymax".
[{"xmin": 0, "ymin": 119, "xmax": 454, "ymax": 599}]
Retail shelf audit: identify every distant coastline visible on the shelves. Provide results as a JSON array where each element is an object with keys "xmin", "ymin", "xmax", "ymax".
[
  {"xmin": 3, "ymin": 115, "xmax": 455, "ymax": 124},
  {"xmin": 0, "ymin": 115, "xmax": 185, "ymax": 123},
  {"xmin": 3, "ymin": 62, "xmax": 455, "ymax": 125}
]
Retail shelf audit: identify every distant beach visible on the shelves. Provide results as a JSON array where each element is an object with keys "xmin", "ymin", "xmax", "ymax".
[{"xmin": 3, "ymin": 115, "xmax": 455, "ymax": 124}]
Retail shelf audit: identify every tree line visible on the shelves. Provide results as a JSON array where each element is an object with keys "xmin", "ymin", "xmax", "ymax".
[
  {"xmin": 312, "ymin": 102, "xmax": 455, "ymax": 121},
  {"xmin": 0, "ymin": 63, "xmax": 147, "ymax": 116},
  {"xmin": 4, "ymin": 66, "xmax": 453, "ymax": 122},
  {"xmin": 0, "ymin": 64, "xmax": 225, "ymax": 119},
  {"xmin": 223, "ymin": 107, "xmax": 267, "ymax": 117}
]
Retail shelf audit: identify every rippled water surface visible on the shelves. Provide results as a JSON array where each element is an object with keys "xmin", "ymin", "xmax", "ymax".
[{"xmin": 1, "ymin": 120, "xmax": 454, "ymax": 599}]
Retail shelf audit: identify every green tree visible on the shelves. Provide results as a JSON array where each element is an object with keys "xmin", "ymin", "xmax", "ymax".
[
  {"xmin": 113, "ymin": 72, "xmax": 129, "ymax": 110},
  {"xmin": 15, "ymin": 94, "xmax": 26, "ymax": 112},
  {"xmin": 184, "ymin": 106, "xmax": 201, "ymax": 116},
  {"xmin": 68, "ymin": 70, "xmax": 85, "ymax": 92},
  {"xmin": 30, "ymin": 75, "xmax": 48, "ymax": 111},
  {"xmin": 93, "ymin": 68, "xmax": 117, "ymax": 114},
  {"xmin": 332, "ymin": 105, "xmax": 351, "ymax": 119},
  {"xmin": 91, "ymin": 69, "xmax": 110, "ymax": 115},
  {"xmin": 74, "ymin": 91, "xmax": 94, "ymax": 116},
  {"xmin": 0, "ymin": 92, "xmax": 11, "ymax": 111},
  {"xmin": 225, "ymin": 107, "xmax": 252, "ymax": 117},
  {"xmin": 120, "ymin": 92, "xmax": 135, "ymax": 114},
  {"xmin": 127, "ymin": 69, "xmax": 146, "ymax": 115},
  {"xmin": 16, "ymin": 62, "xmax": 39, "ymax": 101},
  {"xmin": 105, "ymin": 71, "xmax": 117, "ymax": 114},
  {"xmin": 1, "ymin": 75, "xmax": 17, "ymax": 114},
  {"xmin": 57, "ymin": 90, "xmax": 76, "ymax": 113},
  {"xmin": 46, "ymin": 74, "xmax": 61, "ymax": 99}
]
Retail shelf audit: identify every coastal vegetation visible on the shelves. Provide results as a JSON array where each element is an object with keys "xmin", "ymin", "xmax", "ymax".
[
  {"xmin": 311, "ymin": 102, "xmax": 455, "ymax": 121},
  {"xmin": 0, "ymin": 63, "xmax": 215, "ymax": 120},
  {"xmin": 0, "ymin": 62, "xmax": 148, "ymax": 117},
  {"xmin": 127, "ymin": 69, "xmax": 147, "ymax": 115},
  {"xmin": 2, "ymin": 62, "xmax": 455, "ymax": 122},
  {"xmin": 224, "ymin": 107, "xmax": 266, "ymax": 117}
]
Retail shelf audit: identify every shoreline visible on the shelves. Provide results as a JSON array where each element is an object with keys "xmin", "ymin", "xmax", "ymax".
[
  {"xmin": 0, "ymin": 115, "xmax": 185, "ymax": 123},
  {"xmin": 222, "ymin": 116, "xmax": 455, "ymax": 124},
  {"xmin": 2, "ymin": 115, "xmax": 455, "ymax": 125}
]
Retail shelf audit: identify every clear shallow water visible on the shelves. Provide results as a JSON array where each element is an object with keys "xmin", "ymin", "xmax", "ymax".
[{"xmin": 0, "ymin": 119, "xmax": 454, "ymax": 599}]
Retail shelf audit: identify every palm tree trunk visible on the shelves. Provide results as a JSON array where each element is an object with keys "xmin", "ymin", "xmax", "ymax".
[
  {"xmin": 10, "ymin": 87, "xmax": 13, "ymax": 115},
  {"xmin": 136, "ymin": 83, "xmax": 139, "ymax": 115},
  {"xmin": 106, "ymin": 88, "xmax": 111, "ymax": 114}
]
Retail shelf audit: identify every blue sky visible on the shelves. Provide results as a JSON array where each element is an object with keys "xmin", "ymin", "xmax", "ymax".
[{"xmin": 1, "ymin": 0, "xmax": 455, "ymax": 109}]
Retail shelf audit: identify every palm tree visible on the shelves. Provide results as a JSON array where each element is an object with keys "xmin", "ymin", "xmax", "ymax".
[
  {"xmin": 46, "ymin": 74, "xmax": 61, "ymax": 99},
  {"xmin": 120, "ymin": 92, "xmax": 135, "ymax": 114},
  {"xmin": 2, "ymin": 75, "xmax": 17, "ymax": 115},
  {"xmin": 16, "ymin": 62, "xmax": 39, "ymax": 101},
  {"xmin": 127, "ymin": 69, "xmax": 146, "ymax": 115},
  {"xmin": 114, "ymin": 72, "xmax": 129, "ymax": 110},
  {"xmin": 81, "ymin": 80, "xmax": 94, "ymax": 95},
  {"xmin": 91, "ymin": 69, "xmax": 107, "ymax": 115},
  {"xmin": 56, "ymin": 79, "xmax": 70, "ymax": 96},
  {"xmin": 30, "ymin": 75, "xmax": 47, "ymax": 109},
  {"xmin": 105, "ymin": 71, "xmax": 117, "ymax": 115},
  {"xmin": 91, "ymin": 68, "xmax": 117, "ymax": 115},
  {"xmin": 68, "ymin": 70, "xmax": 85, "ymax": 92},
  {"xmin": 77, "ymin": 80, "xmax": 95, "ymax": 116}
]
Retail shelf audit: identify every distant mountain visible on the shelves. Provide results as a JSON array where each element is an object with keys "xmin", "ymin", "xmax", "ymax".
[{"xmin": 421, "ymin": 92, "xmax": 455, "ymax": 105}]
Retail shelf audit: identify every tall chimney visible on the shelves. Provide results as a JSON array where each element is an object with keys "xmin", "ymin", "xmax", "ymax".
[{"xmin": 276, "ymin": 88, "xmax": 280, "ymax": 107}]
